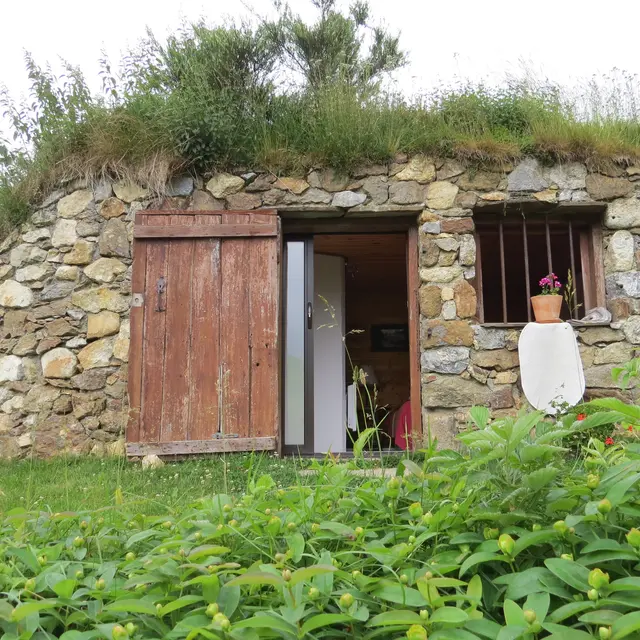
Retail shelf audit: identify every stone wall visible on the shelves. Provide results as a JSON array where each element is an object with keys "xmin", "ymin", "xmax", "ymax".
[{"xmin": 0, "ymin": 156, "xmax": 638, "ymax": 457}]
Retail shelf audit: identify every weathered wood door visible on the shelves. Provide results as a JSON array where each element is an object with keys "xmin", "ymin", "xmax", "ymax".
[{"xmin": 127, "ymin": 210, "xmax": 281, "ymax": 456}]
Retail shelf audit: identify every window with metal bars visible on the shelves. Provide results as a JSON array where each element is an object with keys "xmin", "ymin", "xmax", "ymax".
[{"xmin": 474, "ymin": 213, "xmax": 605, "ymax": 325}]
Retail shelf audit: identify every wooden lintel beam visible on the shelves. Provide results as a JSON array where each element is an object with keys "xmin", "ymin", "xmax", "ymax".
[{"xmin": 134, "ymin": 224, "xmax": 278, "ymax": 239}]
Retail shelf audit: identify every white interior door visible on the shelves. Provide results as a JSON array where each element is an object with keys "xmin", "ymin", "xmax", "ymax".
[{"xmin": 313, "ymin": 253, "xmax": 346, "ymax": 453}]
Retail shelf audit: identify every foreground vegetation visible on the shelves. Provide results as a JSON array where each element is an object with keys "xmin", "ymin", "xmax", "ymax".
[
  {"xmin": 1, "ymin": 0, "xmax": 640, "ymax": 234},
  {"xmin": 2, "ymin": 395, "xmax": 640, "ymax": 639}
]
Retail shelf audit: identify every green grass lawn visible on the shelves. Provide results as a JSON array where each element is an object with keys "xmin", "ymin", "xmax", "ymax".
[{"xmin": 0, "ymin": 454, "xmax": 309, "ymax": 515}]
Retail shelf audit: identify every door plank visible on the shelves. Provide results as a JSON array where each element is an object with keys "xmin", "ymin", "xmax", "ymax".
[
  {"xmin": 220, "ymin": 213, "xmax": 251, "ymax": 438},
  {"xmin": 248, "ymin": 214, "xmax": 280, "ymax": 438},
  {"xmin": 160, "ymin": 214, "xmax": 194, "ymax": 442},
  {"xmin": 407, "ymin": 227, "xmax": 421, "ymax": 449},
  {"xmin": 127, "ymin": 437, "xmax": 277, "ymax": 456},
  {"xmin": 140, "ymin": 215, "xmax": 170, "ymax": 443},
  {"xmin": 189, "ymin": 213, "xmax": 222, "ymax": 440},
  {"xmin": 134, "ymin": 223, "xmax": 278, "ymax": 239}
]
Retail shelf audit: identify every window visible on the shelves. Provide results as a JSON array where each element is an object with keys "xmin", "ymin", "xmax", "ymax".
[{"xmin": 475, "ymin": 212, "xmax": 605, "ymax": 325}]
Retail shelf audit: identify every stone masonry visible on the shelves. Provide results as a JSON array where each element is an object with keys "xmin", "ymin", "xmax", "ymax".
[{"xmin": 0, "ymin": 158, "xmax": 639, "ymax": 457}]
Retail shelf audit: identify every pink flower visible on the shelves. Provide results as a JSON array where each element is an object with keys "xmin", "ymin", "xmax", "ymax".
[{"xmin": 555, "ymin": 282, "xmax": 561, "ymax": 288}]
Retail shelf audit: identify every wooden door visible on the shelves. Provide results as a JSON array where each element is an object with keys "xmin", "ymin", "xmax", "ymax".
[{"xmin": 126, "ymin": 210, "xmax": 281, "ymax": 456}]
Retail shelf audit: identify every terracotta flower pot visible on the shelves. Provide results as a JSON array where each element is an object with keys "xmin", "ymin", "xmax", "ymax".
[{"xmin": 531, "ymin": 294, "xmax": 562, "ymax": 323}]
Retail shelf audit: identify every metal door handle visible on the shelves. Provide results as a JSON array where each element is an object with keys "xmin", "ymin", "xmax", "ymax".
[
  {"xmin": 156, "ymin": 276, "xmax": 166, "ymax": 312},
  {"xmin": 307, "ymin": 302, "xmax": 313, "ymax": 329}
]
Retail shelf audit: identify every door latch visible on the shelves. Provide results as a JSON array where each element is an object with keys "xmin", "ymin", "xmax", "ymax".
[
  {"xmin": 156, "ymin": 276, "xmax": 167, "ymax": 312},
  {"xmin": 307, "ymin": 302, "xmax": 313, "ymax": 329}
]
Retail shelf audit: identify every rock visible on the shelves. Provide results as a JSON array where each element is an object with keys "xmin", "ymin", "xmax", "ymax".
[
  {"xmin": 442, "ymin": 300, "xmax": 457, "ymax": 319},
  {"xmin": 53, "ymin": 394, "xmax": 73, "ymax": 414},
  {"xmin": 15, "ymin": 264, "xmax": 50, "ymax": 282},
  {"xmin": 190, "ymin": 190, "xmax": 225, "ymax": 211},
  {"xmin": 40, "ymin": 281, "xmax": 76, "ymax": 301},
  {"xmin": 0, "ymin": 265, "xmax": 12, "ymax": 279},
  {"xmin": 99, "ymin": 219, "xmax": 130, "ymax": 258},
  {"xmin": 275, "ymin": 177, "xmax": 309, "ymax": 194},
  {"xmin": 84, "ymin": 258, "xmax": 127, "ymax": 283},
  {"xmin": 113, "ymin": 320, "xmax": 130, "ymax": 361},
  {"xmin": 57, "ymin": 190, "xmax": 93, "ymax": 218},
  {"xmin": 585, "ymin": 174, "xmax": 633, "ymax": 201},
  {"xmin": 142, "ymin": 454, "xmax": 164, "ymax": 469},
  {"xmin": 473, "ymin": 326, "xmax": 506, "ymax": 350},
  {"xmin": 453, "ymin": 280, "xmax": 477, "ymax": 318},
  {"xmin": 10, "ymin": 244, "xmax": 47, "ymax": 267},
  {"xmin": 13, "ymin": 333, "xmax": 37, "ymax": 356},
  {"xmin": 31, "ymin": 208, "xmax": 57, "ymax": 228},
  {"xmin": 421, "ymin": 319, "xmax": 474, "ymax": 348},
  {"xmin": 331, "ymin": 191, "xmax": 367, "ymax": 208},
  {"xmin": 508, "ymin": 159, "xmax": 549, "ymax": 192},
  {"xmin": 420, "ymin": 237, "xmax": 439, "ymax": 267},
  {"xmin": 533, "ymin": 189, "xmax": 557, "ymax": 203},
  {"xmin": 46, "ymin": 318, "xmax": 75, "ymax": 337},
  {"xmin": 395, "ymin": 155, "xmax": 436, "ymax": 183},
  {"xmin": 66, "ymin": 336, "xmax": 86, "ymax": 348},
  {"xmin": 18, "ymin": 433, "xmax": 32, "ymax": 448},
  {"xmin": 585, "ymin": 364, "xmax": 623, "ymax": 388},
  {"xmin": 422, "ymin": 376, "xmax": 492, "ymax": 408},
  {"xmin": 437, "ymin": 160, "xmax": 465, "ymax": 181},
  {"xmin": 0, "ymin": 355, "xmax": 23, "ymax": 382},
  {"xmin": 606, "ymin": 272, "xmax": 640, "ymax": 298},
  {"xmin": 107, "ymin": 438, "xmax": 126, "ymax": 457},
  {"xmin": 37, "ymin": 337, "xmax": 61, "ymax": 354},
  {"xmin": 360, "ymin": 176, "xmax": 388, "ymax": 204},
  {"xmin": 441, "ymin": 218, "xmax": 474, "ymax": 234},
  {"xmin": 88, "ymin": 311, "xmax": 120, "ymax": 339},
  {"xmin": 166, "ymin": 175, "xmax": 194, "ymax": 197},
  {"xmin": 455, "ymin": 191, "xmax": 478, "ymax": 208},
  {"xmin": 426, "ymin": 182, "xmax": 459, "ymax": 209},
  {"xmin": 99, "ymin": 197, "xmax": 126, "ymax": 219},
  {"xmin": 311, "ymin": 168, "xmax": 348, "ymax": 192},
  {"xmin": 56, "ymin": 266, "xmax": 79, "ymax": 281},
  {"xmin": 438, "ymin": 251, "xmax": 457, "ymax": 266},
  {"xmin": 64, "ymin": 240, "xmax": 95, "ymax": 265},
  {"xmin": 226, "ymin": 192, "xmax": 262, "ymax": 209},
  {"xmin": 495, "ymin": 371, "xmax": 518, "ymax": 384},
  {"xmin": 421, "ymin": 222, "xmax": 441, "ymax": 235},
  {"xmin": 577, "ymin": 327, "xmax": 624, "ymax": 345},
  {"xmin": 1, "ymin": 395, "xmax": 24, "ymax": 414},
  {"xmin": 71, "ymin": 370, "xmax": 108, "ymax": 390},
  {"xmin": 434, "ymin": 236, "xmax": 459, "ymax": 252},
  {"xmin": 420, "ymin": 265, "xmax": 462, "ymax": 283},
  {"xmin": 353, "ymin": 164, "xmax": 387, "ymax": 178},
  {"xmin": 22, "ymin": 228, "xmax": 51, "ymax": 243},
  {"xmin": 546, "ymin": 163, "xmax": 587, "ymax": 189},
  {"xmin": 113, "ymin": 181, "xmax": 150, "ymax": 203},
  {"xmin": 605, "ymin": 230, "xmax": 634, "ymax": 273},
  {"xmin": 435, "ymin": 207, "xmax": 472, "ymax": 218},
  {"xmin": 457, "ymin": 171, "xmax": 501, "ymax": 191},
  {"xmin": 42, "ymin": 348, "xmax": 77, "ymax": 378},
  {"xmin": 389, "ymin": 181, "xmax": 427, "ymax": 205},
  {"xmin": 22, "ymin": 384, "xmax": 62, "ymax": 412},
  {"xmin": 51, "ymin": 219, "xmax": 77, "ymax": 248},
  {"xmin": 72, "ymin": 287, "xmax": 129, "ymax": 313},
  {"xmin": 93, "ymin": 181, "xmax": 113, "ymax": 202},
  {"xmin": 421, "ymin": 346, "xmax": 470, "ymax": 374},
  {"xmin": 441, "ymin": 287, "xmax": 454, "ymax": 301},
  {"xmin": 78, "ymin": 338, "xmax": 114, "ymax": 369},
  {"xmin": 479, "ymin": 191, "xmax": 506, "ymax": 201},
  {"xmin": 604, "ymin": 198, "xmax": 640, "ymax": 229},
  {"xmin": 206, "ymin": 173, "xmax": 244, "ymax": 199},
  {"xmin": 471, "ymin": 349, "xmax": 519, "ymax": 370},
  {"xmin": 244, "ymin": 174, "xmax": 274, "ymax": 192},
  {"xmin": 623, "ymin": 316, "xmax": 640, "ymax": 344},
  {"xmin": 458, "ymin": 235, "xmax": 476, "ymax": 266},
  {"xmin": 593, "ymin": 342, "xmax": 633, "ymax": 365},
  {"xmin": 420, "ymin": 285, "xmax": 442, "ymax": 317},
  {"xmin": 284, "ymin": 188, "xmax": 332, "ymax": 205},
  {"xmin": 0, "ymin": 280, "xmax": 33, "ymax": 308}
]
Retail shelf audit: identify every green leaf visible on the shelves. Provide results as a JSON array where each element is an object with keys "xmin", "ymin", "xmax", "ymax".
[
  {"xmin": 612, "ymin": 611, "xmax": 640, "ymax": 640},
  {"xmin": 233, "ymin": 614, "xmax": 297, "ymax": 636},
  {"xmin": 582, "ymin": 539, "xmax": 623, "ymax": 553},
  {"xmin": 546, "ymin": 601, "xmax": 595, "ymax": 624},
  {"xmin": 400, "ymin": 459, "xmax": 424, "ymax": 478},
  {"xmin": 579, "ymin": 610, "xmax": 622, "ymax": 625},
  {"xmin": 7, "ymin": 547, "xmax": 40, "ymax": 573},
  {"xmin": 319, "ymin": 521, "xmax": 355, "ymax": 538},
  {"xmin": 218, "ymin": 583, "xmax": 240, "ymax": 618},
  {"xmin": 605, "ymin": 472, "xmax": 640, "ymax": 506},
  {"xmin": 609, "ymin": 577, "xmax": 640, "ymax": 592},
  {"xmin": 544, "ymin": 558, "xmax": 590, "ymax": 591},
  {"xmin": 579, "ymin": 550, "xmax": 639, "ymax": 565},
  {"xmin": 372, "ymin": 585, "xmax": 427, "ymax": 607},
  {"xmin": 525, "ymin": 468, "xmax": 558, "ymax": 490},
  {"xmin": 466, "ymin": 575, "xmax": 482, "ymax": 605},
  {"xmin": 589, "ymin": 398, "xmax": 640, "ymax": 423},
  {"xmin": 52, "ymin": 579, "xmax": 76, "ymax": 599},
  {"xmin": 465, "ymin": 618, "xmax": 502, "ymax": 639},
  {"xmin": 545, "ymin": 625, "xmax": 595, "ymax": 640},
  {"xmin": 125, "ymin": 530, "xmax": 158, "ymax": 549},
  {"xmin": 513, "ymin": 530, "xmax": 558, "ymax": 557},
  {"xmin": 159, "ymin": 595, "xmax": 203, "ymax": 617},
  {"xmin": 103, "ymin": 600, "xmax": 158, "ymax": 615},
  {"xmin": 510, "ymin": 411, "xmax": 544, "ymax": 447},
  {"xmin": 524, "ymin": 592, "xmax": 549, "ymax": 623},
  {"xmin": 503, "ymin": 599, "xmax": 525, "ymax": 627},
  {"xmin": 459, "ymin": 553, "xmax": 508, "ymax": 577},
  {"xmin": 430, "ymin": 630, "xmax": 479, "ymax": 640},
  {"xmin": 287, "ymin": 533, "xmax": 305, "ymax": 563},
  {"xmin": 520, "ymin": 444, "xmax": 568, "ymax": 463},
  {"xmin": 290, "ymin": 565, "xmax": 336, "ymax": 586},
  {"xmin": 469, "ymin": 406, "xmax": 490, "ymax": 429},
  {"xmin": 301, "ymin": 613, "xmax": 352, "ymax": 634},
  {"xmin": 11, "ymin": 601, "xmax": 58, "ymax": 622},
  {"xmin": 188, "ymin": 545, "xmax": 230, "ymax": 561},
  {"xmin": 225, "ymin": 571, "xmax": 285, "ymax": 587},
  {"xmin": 367, "ymin": 611, "xmax": 424, "ymax": 627},
  {"xmin": 429, "ymin": 607, "xmax": 468, "ymax": 625}
]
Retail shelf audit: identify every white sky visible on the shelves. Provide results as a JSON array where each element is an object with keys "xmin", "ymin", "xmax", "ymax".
[{"xmin": 1, "ymin": 0, "xmax": 640, "ymax": 125}]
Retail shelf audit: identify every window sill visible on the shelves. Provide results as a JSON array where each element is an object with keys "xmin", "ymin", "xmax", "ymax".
[{"xmin": 478, "ymin": 321, "xmax": 612, "ymax": 329}]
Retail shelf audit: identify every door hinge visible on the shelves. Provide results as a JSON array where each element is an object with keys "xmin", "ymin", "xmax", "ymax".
[
  {"xmin": 131, "ymin": 293, "xmax": 144, "ymax": 308},
  {"xmin": 156, "ymin": 277, "xmax": 167, "ymax": 312}
]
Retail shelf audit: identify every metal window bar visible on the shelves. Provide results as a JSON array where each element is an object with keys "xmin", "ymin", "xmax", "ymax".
[
  {"xmin": 545, "ymin": 215, "xmax": 553, "ymax": 275},
  {"xmin": 568, "ymin": 220, "xmax": 578, "ymax": 320},
  {"xmin": 522, "ymin": 214, "xmax": 532, "ymax": 323},
  {"xmin": 498, "ymin": 217, "xmax": 507, "ymax": 324}
]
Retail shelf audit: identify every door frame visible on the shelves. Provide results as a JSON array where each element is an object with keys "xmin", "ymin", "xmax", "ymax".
[{"xmin": 280, "ymin": 216, "xmax": 422, "ymax": 453}]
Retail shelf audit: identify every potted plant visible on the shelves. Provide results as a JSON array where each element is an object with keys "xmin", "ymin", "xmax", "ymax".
[{"xmin": 531, "ymin": 273, "xmax": 563, "ymax": 323}]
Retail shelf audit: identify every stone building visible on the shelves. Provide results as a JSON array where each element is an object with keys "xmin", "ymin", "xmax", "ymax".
[{"xmin": 0, "ymin": 156, "xmax": 638, "ymax": 458}]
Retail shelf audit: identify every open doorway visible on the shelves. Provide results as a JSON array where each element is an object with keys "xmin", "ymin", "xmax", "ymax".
[{"xmin": 283, "ymin": 232, "xmax": 414, "ymax": 455}]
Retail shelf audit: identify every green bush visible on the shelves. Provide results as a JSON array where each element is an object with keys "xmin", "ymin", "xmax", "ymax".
[{"xmin": 3, "ymin": 407, "xmax": 640, "ymax": 638}]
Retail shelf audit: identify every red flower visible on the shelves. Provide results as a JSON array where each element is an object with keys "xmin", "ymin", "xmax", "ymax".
[
  {"xmin": 605, "ymin": 437, "xmax": 615, "ymax": 446},
  {"xmin": 628, "ymin": 425, "xmax": 634, "ymax": 432},
  {"xmin": 576, "ymin": 413, "xmax": 586, "ymax": 421}
]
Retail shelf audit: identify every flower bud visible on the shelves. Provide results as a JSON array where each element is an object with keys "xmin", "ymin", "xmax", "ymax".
[
  {"xmin": 206, "ymin": 603, "xmax": 219, "ymax": 617},
  {"xmin": 75, "ymin": 570, "xmax": 84, "ymax": 579},
  {"xmin": 125, "ymin": 623, "xmax": 136, "ymax": 636},
  {"xmin": 222, "ymin": 504, "xmax": 232, "ymax": 513},
  {"xmin": 213, "ymin": 613, "xmax": 230, "ymax": 631},
  {"xmin": 409, "ymin": 502, "xmax": 423, "ymax": 519},
  {"xmin": 588, "ymin": 589, "xmax": 599, "ymax": 601},
  {"xmin": 560, "ymin": 553, "xmax": 573, "ymax": 561},
  {"xmin": 37, "ymin": 555, "xmax": 47, "ymax": 566},
  {"xmin": 588, "ymin": 568, "xmax": 610, "ymax": 591},
  {"xmin": 587, "ymin": 474, "xmax": 600, "ymax": 489},
  {"xmin": 531, "ymin": 524, "xmax": 542, "ymax": 531},
  {"xmin": 627, "ymin": 528, "xmax": 640, "ymax": 548},
  {"xmin": 95, "ymin": 578, "xmax": 106, "ymax": 590},
  {"xmin": 422, "ymin": 512, "xmax": 433, "ymax": 526},
  {"xmin": 599, "ymin": 626, "xmax": 612, "ymax": 640},
  {"xmin": 406, "ymin": 624, "xmax": 427, "ymax": 640},
  {"xmin": 339, "ymin": 593, "xmax": 354, "ymax": 609},
  {"xmin": 228, "ymin": 519, "xmax": 238, "ymax": 528},
  {"xmin": 79, "ymin": 520, "xmax": 89, "ymax": 530},
  {"xmin": 524, "ymin": 609, "xmax": 536, "ymax": 624},
  {"xmin": 400, "ymin": 574, "xmax": 409, "ymax": 584},
  {"xmin": 112, "ymin": 625, "xmax": 128, "ymax": 640},
  {"xmin": 287, "ymin": 522, "xmax": 297, "ymax": 531},
  {"xmin": 125, "ymin": 552, "xmax": 136, "ymax": 562},
  {"xmin": 24, "ymin": 578, "xmax": 35, "ymax": 591},
  {"xmin": 553, "ymin": 520, "xmax": 568, "ymax": 535},
  {"xmin": 498, "ymin": 533, "xmax": 515, "ymax": 555},
  {"xmin": 311, "ymin": 523, "xmax": 321, "ymax": 534},
  {"xmin": 308, "ymin": 587, "xmax": 320, "ymax": 600},
  {"xmin": 282, "ymin": 569, "xmax": 292, "ymax": 582},
  {"xmin": 355, "ymin": 526, "xmax": 364, "ymax": 537},
  {"xmin": 597, "ymin": 499, "xmax": 612, "ymax": 514},
  {"xmin": 419, "ymin": 609, "xmax": 429, "ymax": 620},
  {"xmin": 484, "ymin": 527, "xmax": 499, "ymax": 540}
]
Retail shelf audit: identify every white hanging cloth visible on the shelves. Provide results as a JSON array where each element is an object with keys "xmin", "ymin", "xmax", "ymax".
[{"xmin": 518, "ymin": 322, "xmax": 585, "ymax": 414}]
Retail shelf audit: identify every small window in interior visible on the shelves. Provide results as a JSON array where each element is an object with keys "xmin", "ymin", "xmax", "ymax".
[{"xmin": 475, "ymin": 214, "xmax": 602, "ymax": 324}]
